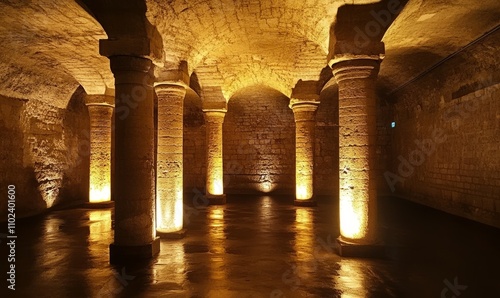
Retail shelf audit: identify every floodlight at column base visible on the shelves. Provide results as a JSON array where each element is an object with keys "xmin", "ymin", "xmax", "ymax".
[
  {"xmin": 294, "ymin": 199, "xmax": 316, "ymax": 207},
  {"xmin": 157, "ymin": 228, "xmax": 186, "ymax": 239},
  {"xmin": 81, "ymin": 201, "xmax": 115, "ymax": 209},
  {"xmin": 206, "ymin": 193, "xmax": 226, "ymax": 205},
  {"xmin": 335, "ymin": 236, "xmax": 385, "ymax": 258}
]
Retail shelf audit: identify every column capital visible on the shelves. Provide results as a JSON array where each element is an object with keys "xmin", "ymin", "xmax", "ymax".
[
  {"xmin": 154, "ymin": 83, "xmax": 186, "ymax": 96},
  {"xmin": 289, "ymin": 99, "xmax": 320, "ymax": 111},
  {"xmin": 85, "ymin": 94, "xmax": 115, "ymax": 107},
  {"xmin": 109, "ymin": 55, "xmax": 154, "ymax": 86},
  {"xmin": 329, "ymin": 41, "xmax": 384, "ymax": 82},
  {"xmin": 202, "ymin": 109, "xmax": 227, "ymax": 123},
  {"xmin": 290, "ymin": 99, "xmax": 319, "ymax": 123},
  {"xmin": 330, "ymin": 59, "xmax": 382, "ymax": 83}
]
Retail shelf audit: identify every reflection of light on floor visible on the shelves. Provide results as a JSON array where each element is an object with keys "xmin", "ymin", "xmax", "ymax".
[
  {"xmin": 294, "ymin": 208, "xmax": 315, "ymax": 278},
  {"xmin": 88, "ymin": 210, "xmax": 112, "ymax": 264},
  {"xmin": 260, "ymin": 196, "xmax": 273, "ymax": 222},
  {"xmin": 208, "ymin": 207, "xmax": 227, "ymax": 282},
  {"xmin": 39, "ymin": 216, "xmax": 67, "ymax": 282},
  {"xmin": 44, "ymin": 216, "xmax": 62, "ymax": 234},
  {"xmin": 89, "ymin": 210, "xmax": 111, "ymax": 242},
  {"xmin": 337, "ymin": 260, "xmax": 367, "ymax": 298},
  {"xmin": 155, "ymin": 241, "xmax": 186, "ymax": 286}
]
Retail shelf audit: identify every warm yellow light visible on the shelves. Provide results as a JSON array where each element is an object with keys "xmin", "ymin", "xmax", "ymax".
[
  {"xmin": 296, "ymin": 208, "xmax": 312, "ymax": 224},
  {"xmin": 38, "ymin": 185, "xmax": 59, "ymax": 208},
  {"xmin": 339, "ymin": 193, "xmax": 368, "ymax": 240},
  {"xmin": 89, "ymin": 210, "xmax": 111, "ymax": 238},
  {"xmin": 294, "ymin": 208, "xmax": 315, "ymax": 277},
  {"xmin": 156, "ymin": 190, "xmax": 183, "ymax": 233},
  {"xmin": 87, "ymin": 104, "xmax": 112, "ymax": 204},
  {"xmin": 207, "ymin": 206, "xmax": 229, "ymax": 284},
  {"xmin": 89, "ymin": 184, "xmax": 110, "ymax": 203},
  {"xmin": 208, "ymin": 207, "xmax": 225, "ymax": 256},
  {"xmin": 211, "ymin": 178, "xmax": 224, "ymax": 195},
  {"xmin": 260, "ymin": 181, "xmax": 274, "ymax": 193},
  {"xmin": 209, "ymin": 208, "xmax": 224, "ymax": 221},
  {"xmin": 296, "ymin": 183, "xmax": 312, "ymax": 200},
  {"xmin": 337, "ymin": 260, "xmax": 367, "ymax": 298}
]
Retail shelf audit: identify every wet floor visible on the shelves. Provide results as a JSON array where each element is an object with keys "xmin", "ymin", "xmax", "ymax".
[{"xmin": 2, "ymin": 195, "xmax": 500, "ymax": 297}]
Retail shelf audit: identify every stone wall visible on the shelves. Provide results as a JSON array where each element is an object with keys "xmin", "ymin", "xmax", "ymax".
[
  {"xmin": 387, "ymin": 30, "xmax": 500, "ymax": 228},
  {"xmin": 183, "ymin": 84, "xmax": 340, "ymax": 197},
  {"xmin": 223, "ymin": 85, "xmax": 295, "ymax": 194},
  {"xmin": 0, "ymin": 87, "xmax": 90, "ymax": 219}
]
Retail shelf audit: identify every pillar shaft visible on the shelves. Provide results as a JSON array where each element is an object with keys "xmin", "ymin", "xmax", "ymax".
[
  {"xmin": 331, "ymin": 58, "xmax": 381, "ymax": 245},
  {"xmin": 155, "ymin": 84, "xmax": 186, "ymax": 233},
  {"xmin": 291, "ymin": 101, "xmax": 319, "ymax": 201},
  {"xmin": 110, "ymin": 55, "xmax": 156, "ymax": 247},
  {"xmin": 87, "ymin": 102, "xmax": 113, "ymax": 203},
  {"xmin": 203, "ymin": 110, "xmax": 226, "ymax": 196}
]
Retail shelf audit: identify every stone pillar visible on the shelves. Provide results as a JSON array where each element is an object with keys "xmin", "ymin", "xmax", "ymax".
[
  {"xmin": 290, "ymin": 99, "xmax": 320, "ymax": 206},
  {"xmin": 329, "ymin": 44, "xmax": 384, "ymax": 255},
  {"xmin": 203, "ymin": 109, "xmax": 227, "ymax": 205},
  {"xmin": 85, "ymin": 95, "xmax": 114, "ymax": 208},
  {"xmin": 107, "ymin": 55, "xmax": 159, "ymax": 262},
  {"xmin": 155, "ymin": 83, "xmax": 186, "ymax": 237}
]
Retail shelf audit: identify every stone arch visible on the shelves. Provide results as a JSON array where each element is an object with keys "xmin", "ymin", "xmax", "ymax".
[{"xmin": 223, "ymin": 84, "xmax": 295, "ymax": 194}]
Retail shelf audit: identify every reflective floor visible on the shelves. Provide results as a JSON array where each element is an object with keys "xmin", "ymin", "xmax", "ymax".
[{"xmin": 2, "ymin": 195, "xmax": 500, "ymax": 297}]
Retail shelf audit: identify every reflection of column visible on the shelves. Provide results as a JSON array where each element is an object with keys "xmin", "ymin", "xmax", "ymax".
[
  {"xmin": 107, "ymin": 55, "xmax": 159, "ymax": 262},
  {"xmin": 330, "ymin": 43, "xmax": 384, "ymax": 255},
  {"xmin": 290, "ymin": 100, "xmax": 319, "ymax": 206},
  {"xmin": 295, "ymin": 208, "xmax": 314, "ymax": 264},
  {"xmin": 203, "ymin": 110, "xmax": 227, "ymax": 204},
  {"xmin": 336, "ymin": 260, "xmax": 367, "ymax": 297},
  {"xmin": 208, "ymin": 207, "xmax": 227, "ymax": 284},
  {"xmin": 85, "ymin": 95, "xmax": 114, "ymax": 207},
  {"xmin": 155, "ymin": 83, "xmax": 186, "ymax": 236}
]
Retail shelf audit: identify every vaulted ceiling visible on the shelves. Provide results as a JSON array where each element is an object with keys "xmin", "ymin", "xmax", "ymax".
[{"xmin": 0, "ymin": 0, "xmax": 498, "ymax": 107}]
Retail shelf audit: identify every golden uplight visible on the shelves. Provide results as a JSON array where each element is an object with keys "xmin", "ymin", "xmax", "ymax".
[{"xmin": 156, "ymin": 189, "xmax": 184, "ymax": 233}]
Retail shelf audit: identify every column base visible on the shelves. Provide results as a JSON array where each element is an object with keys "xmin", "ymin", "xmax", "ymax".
[
  {"xmin": 81, "ymin": 201, "xmax": 115, "ymax": 209},
  {"xmin": 206, "ymin": 194, "xmax": 226, "ymax": 205},
  {"xmin": 335, "ymin": 236, "xmax": 385, "ymax": 258},
  {"xmin": 110, "ymin": 237, "xmax": 160, "ymax": 264},
  {"xmin": 294, "ymin": 199, "xmax": 317, "ymax": 207},
  {"xmin": 157, "ymin": 229, "xmax": 186, "ymax": 239}
]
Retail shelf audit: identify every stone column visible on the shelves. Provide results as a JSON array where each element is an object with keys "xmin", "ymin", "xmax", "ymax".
[
  {"xmin": 107, "ymin": 55, "xmax": 159, "ymax": 262},
  {"xmin": 85, "ymin": 95, "xmax": 114, "ymax": 207},
  {"xmin": 290, "ymin": 99, "xmax": 320, "ymax": 206},
  {"xmin": 155, "ymin": 83, "xmax": 186, "ymax": 237},
  {"xmin": 329, "ymin": 44, "xmax": 384, "ymax": 255},
  {"xmin": 203, "ymin": 109, "xmax": 227, "ymax": 204}
]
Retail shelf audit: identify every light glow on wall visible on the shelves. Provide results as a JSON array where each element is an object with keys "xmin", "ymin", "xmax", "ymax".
[
  {"xmin": 260, "ymin": 181, "xmax": 273, "ymax": 193},
  {"xmin": 156, "ymin": 190, "xmax": 184, "ymax": 233}
]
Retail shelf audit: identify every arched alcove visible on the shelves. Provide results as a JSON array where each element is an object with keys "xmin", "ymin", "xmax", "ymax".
[{"xmin": 223, "ymin": 85, "xmax": 295, "ymax": 194}]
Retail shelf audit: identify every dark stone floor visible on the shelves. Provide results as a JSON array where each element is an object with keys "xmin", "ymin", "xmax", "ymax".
[{"xmin": 1, "ymin": 195, "xmax": 499, "ymax": 297}]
